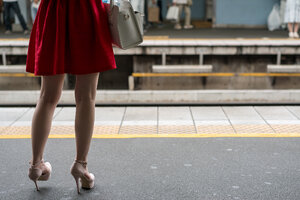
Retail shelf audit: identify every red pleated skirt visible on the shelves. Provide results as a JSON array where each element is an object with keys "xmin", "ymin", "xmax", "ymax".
[{"xmin": 26, "ymin": 0, "xmax": 116, "ymax": 76}]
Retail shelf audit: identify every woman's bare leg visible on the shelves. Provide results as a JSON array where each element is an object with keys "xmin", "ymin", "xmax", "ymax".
[
  {"xmin": 294, "ymin": 23, "xmax": 299, "ymax": 33},
  {"xmin": 31, "ymin": 74, "xmax": 65, "ymax": 164},
  {"xmin": 74, "ymin": 73, "xmax": 99, "ymax": 162},
  {"xmin": 288, "ymin": 23, "xmax": 294, "ymax": 33}
]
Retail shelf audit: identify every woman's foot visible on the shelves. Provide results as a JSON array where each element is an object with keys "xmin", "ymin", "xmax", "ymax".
[
  {"xmin": 289, "ymin": 32, "xmax": 295, "ymax": 38},
  {"xmin": 28, "ymin": 159, "xmax": 52, "ymax": 191},
  {"xmin": 70, "ymin": 160, "xmax": 95, "ymax": 194},
  {"xmin": 294, "ymin": 32, "xmax": 299, "ymax": 38}
]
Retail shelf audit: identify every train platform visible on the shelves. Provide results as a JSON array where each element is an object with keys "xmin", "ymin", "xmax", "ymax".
[
  {"xmin": 0, "ymin": 106, "xmax": 300, "ymax": 200},
  {"xmin": 0, "ymin": 24, "xmax": 292, "ymax": 39}
]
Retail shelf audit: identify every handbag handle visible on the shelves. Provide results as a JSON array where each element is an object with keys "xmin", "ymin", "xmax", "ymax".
[
  {"xmin": 109, "ymin": 0, "xmax": 132, "ymax": 10},
  {"xmin": 110, "ymin": 0, "xmax": 114, "ymax": 10}
]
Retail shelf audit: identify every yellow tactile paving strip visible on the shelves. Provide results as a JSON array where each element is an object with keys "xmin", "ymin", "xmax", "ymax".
[
  {"xmin": 1, "ymin": 124, "xmax": 300, "ymax": 138},
  {"xmin": 120, "ymin": 125, "xmax": 157, "ymax": 134},
  {"xmin": 196, "ymin": 125, "xmax": 235, "ymax": 134},
  {"xmin": 94, "ymin": 126, "xmax": 120, "ymax": 135},
  {"xmin": 233, "ymin": 125, "xmax": 275, "ymax": 134},
  {"xmin": 272, "ymin": 125, "xmax": 300, "ymax": 134},
  {"xmin": 159, "ymin": 125, "xmax": 196, "ymax": 134}
]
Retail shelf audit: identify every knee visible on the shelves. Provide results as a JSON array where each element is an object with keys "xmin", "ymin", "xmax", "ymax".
[
  {"xmin": 75, "ymin": 91, "xmax": 96, "ymax": 105},
  {"xmin": 39, "ymin": 91, "xmax": 62, "ymax": 106}
]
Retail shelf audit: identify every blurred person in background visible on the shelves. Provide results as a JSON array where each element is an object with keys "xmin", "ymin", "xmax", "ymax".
[
  {"xmin": 173, "ymin": 0, "xmax": 193, "ymax": 30},
  {"xmin": 152, "ymin": 0, "xmax": 163, "ymax": 25},
  {"xmin": 3, "ymin": 0, "xmax": 29, "ymax": 35},
  {"xmin": 31, "ymin": 0, "xmax": 40, "ymax": 22},
  {"xmin": 284, "ymin": 0, "xmax": 300, "ymax": 38},
  {"xmin": 131, "ymin": 0, "xmax": 145, "ymax": 14}
]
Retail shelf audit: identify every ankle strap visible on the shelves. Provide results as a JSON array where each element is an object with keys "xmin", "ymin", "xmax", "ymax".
[
  {"xmin": 29, "ymin": 159, "xmax": 44, "ymax": 167},
  {"xmin": 74, "ymin": 160, "xmax": 87, "ymax": 167}
]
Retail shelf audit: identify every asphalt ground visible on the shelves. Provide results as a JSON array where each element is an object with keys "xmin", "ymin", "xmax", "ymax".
[{"xmin": 0, "ymin": 137, "xmax": 299, "ymax": 200}]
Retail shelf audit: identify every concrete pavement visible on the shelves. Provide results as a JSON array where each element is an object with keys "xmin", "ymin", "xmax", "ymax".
[{"xmin": 1, "ymin": 106, "xmax": 300, "ymax": 137}]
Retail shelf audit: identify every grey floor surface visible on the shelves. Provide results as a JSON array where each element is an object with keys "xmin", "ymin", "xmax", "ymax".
[
  {"xmin": 0, "ymin": 26, "xmax": 288, "ymax": 39},
  {"xmin": 0, "ymin": 138, "xmax": 299, "ymax": 200}
]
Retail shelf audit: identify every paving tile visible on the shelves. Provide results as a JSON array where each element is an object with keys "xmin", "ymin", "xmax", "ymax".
[
  {"xmin": 0, "ymin": 108, "xmax": 29, "ymax": 122},
  {"xmin": 230, "ymin": 120, "xmax": 268, "ymax": 125},
  {"xmin": 159, "ymin": 107, "xmax": 193, "ymax": 122},
  {"xmin": 123, "ymin": 107, "xmax": 157, "ymax": 121},
  {"xmin": 0, "ymin": 121, "xmax": 13, "ymax": 126},
  {"xmin": 94, "ymin": 121, "xmax": 121, "ymax": 126},
  {"xmin": 254, "ymin": 106, "xmax": 298, "ymax": 120},
  {"xmin": 12, "ymin": 107, "xmax": 62, "ymax": 125},
  {"xmin": 191, "ymin": 107, "xmax": 227, "ymax": 120},
  {"xmin": 52, "ymin": 121, "xmax": 74, "ymax": 126},
  {"xmin": 53, "ymin": 108, "xmax": 76, "ymax": 121},
  {"xmin": 222, "ymin": 107, "xmax": 263, "ymax": 121},
  {"xmin": 159, "ymin": 120, "xmax": 194, "ymax": 126},
  {"xmin": 266, "ymin": 120, "xmax": 300, "ymax": 125},
  {"xmin": 285, "ymin": 106, "xmax": 300, "ymax": 119},
  {"xmin": 195, "ymin": 120, "xmax": 230, "ymax": 125},
  {"xmin": 95, "ymin": 107, "xmax": 125, "ymax": 121}
]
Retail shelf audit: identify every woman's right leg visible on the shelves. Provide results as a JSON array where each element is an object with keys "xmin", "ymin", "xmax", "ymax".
[
  {"xmin": 31, "ymin": 74, "xmax": 65, "ymax": 164},
  {"xmin": 74, "ymin": 73, "xmax": 99, "ymax": 162},
  {"xmin": 294, "ymin": 23, "xmax": 299, "ymax": 33}
]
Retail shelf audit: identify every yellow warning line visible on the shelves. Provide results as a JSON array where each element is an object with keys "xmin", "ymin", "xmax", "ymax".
[
  {"xmin": 0, "ymin": 73, "xmax": 38, "ymax": 77},
  {"xmin": 1, "ymin": 133, "xmax": 300, "ymax": 139},
  {"xmin": 0, "ymin": 38, "xmax": 29, "ymax": 41},
  {"xmin": 142, "ymin": 37, "xmax": 299, "ymax": 41},
  {"xmin": 132, "ymin": 73, "xmax": 235, "ymax": 77},
  {"xmin": 240, "ymin": 73, "xmax": 300, "ymax": 77},
  {"xmin": 132, "ymin": 73, "xmax": 300, "ymax": 78},
  {"xmin": 0, "ymin": 37, "xmax": 298, "ymax": 42}
]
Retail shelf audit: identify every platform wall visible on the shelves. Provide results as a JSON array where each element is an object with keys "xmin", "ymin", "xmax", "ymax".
[{"xmin": 215, "ymin": 0, "xmax": 280, "ymax": 26}]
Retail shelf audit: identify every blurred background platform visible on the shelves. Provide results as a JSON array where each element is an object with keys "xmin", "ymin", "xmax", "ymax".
[{"xmin": 0, "ymin": 25, "xmax": 292, "ymax": 40}]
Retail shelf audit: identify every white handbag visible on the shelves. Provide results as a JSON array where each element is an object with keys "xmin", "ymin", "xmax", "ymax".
[
  {"xmin": 166, "ymin": 6, "xmax": 179, "ymax": 21},
  {"xmin": 105, "ymin": 0, "xmax": 144, "ymax": 50}
]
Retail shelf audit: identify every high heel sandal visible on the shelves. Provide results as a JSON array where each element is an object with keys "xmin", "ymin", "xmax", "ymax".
[
  {"xmin": 28, "ymin": 159, "xmax": 52, "ymax": 191},
  {"xmin": 70, "ymin": 160, "xmax": 95, "ymax": 194}
]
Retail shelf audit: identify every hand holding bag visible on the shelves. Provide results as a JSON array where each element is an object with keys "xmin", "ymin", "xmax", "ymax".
[{"xmin": 105, "ymin": 0, "xmax": 144, "ymax": 50}]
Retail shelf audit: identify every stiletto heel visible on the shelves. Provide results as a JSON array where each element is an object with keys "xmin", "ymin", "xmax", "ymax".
[
  {"xmin": 70, "ymin": 160, "xmax": 95, "ymax": 194},
  {"xmin": 33, "ymin": 180, "xmax": 39, "ymax": 191},
  {"xmin": 74, "ymin": 176, "xmax": 80, "ymax": 194},
  {"xmin": 28, "ymin": 159, "xmax": 52, "ymax": 191}
]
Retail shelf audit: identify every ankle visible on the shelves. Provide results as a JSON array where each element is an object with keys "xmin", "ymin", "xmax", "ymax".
[{"xmin": 30, "ymin": 159, "xmax": 44, "ymax": 167}]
